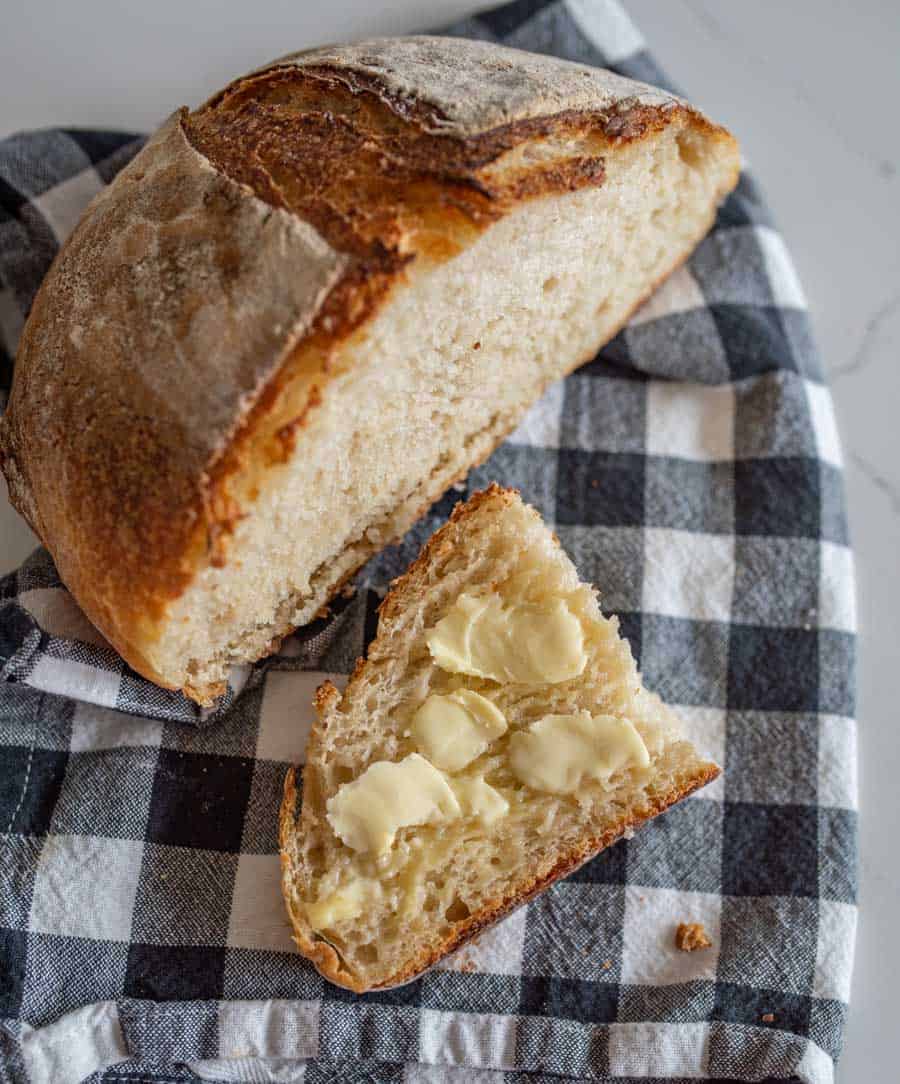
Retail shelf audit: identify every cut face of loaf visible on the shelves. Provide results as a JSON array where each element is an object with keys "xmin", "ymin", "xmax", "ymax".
[
  {"xmin": 280, "ymin": 485, "xmax": 719, "ymax": 992},
  {"xmin": 0, "ymin": 37, "xmax": 740, "ymax": 703}
]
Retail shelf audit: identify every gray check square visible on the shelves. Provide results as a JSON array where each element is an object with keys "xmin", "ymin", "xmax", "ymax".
[
  {"xmin": 625, "ymin": 799, "xmax": 723, "ymax": 892},
  {"xmin": 21, "ymin": 934, "xmax": 128, "ymax": 1028},
  {"xmin": 0, "ymin": 835, "xmax": 42, "ymax": 930},
  {"xmin": 49, "ymin": 748, "xmax": 156, "ymax": 839},
  {"xmin": 471, "ymin": 442, "xmax": 559, "ymax": 524},
  {"xmin": 718, "ymin": 895, "xmax": 817, "ymax": 994},
  {"xmin": 725, "ymin": 711, "xmax": 818, "ymax": 805},
  {"xmin": 808, "ymin": 997, "xmax": 847, "ymax": 1061},
  {"xmin": 645, "ymin": 458, "xmax": 734, "ymax": 535},
  {"xmin": 318, "ymin": 1002, "xmax": 419, "ymax": 1062},
  {"xmin": 221, "ymin": 948, "xmax": 322, "ymax": 1000},
  {"xmin": 625, "ymin": 308, "xmax": 730, "ymax": 383},
  {"xmin": 559, "ymin": 373, "xmax": 646, "ymax": 453},
  {"xmin": 781, "ymin": 308, "xmax": 825, "ymax": 381},
  {"xmin": 161, "ymin": 684, "xmax": 262, "ymax": 758},
  {"xmin": 734, "ymin": 370, "xmax": 817, "ymax": 460},
  {"xmin": 819, "ymin": 463, "xmax": 850, "ymax": 545},
  {"xmin": 421, "ymin": 970, "xmax": 520, "ymax": 1014},
  {"xmin": 522, "ymin": 882, "xmax": 625, "ymax": 981},
  {"xmin": 819, "ymin": 630, "xmax": 855, "ymax": 716},
  {"xmin": 0, "ymin": 682, "xmax": 72, "ymax": 751},
  {"xmin": 818, "ymin": 808, "xmax": 858, "ymax": 903},
  {"xmin": 513, "ymin": 1013, "xmax": 599, "ymax": 1077},
  {"xmin": 280, "ymin": 591, "xmax": 369, "ymax": 674},
  {"xmin": 690, "ymin": 226, "xmax": 773, "ymax": 307},
  {"xmin": 732, "ymin": 536, "xmax": 819, "ymax": 627},
  {"xmin": 555, "ymin": 525, "xmax": 644, "ymax": 612},
  {"xmin": 641, "ymin": 615, "xmax": 730, "ymax": 708},
  {"xmin": 131, "ymin": 844, "xmax": 238, "ymax": 945},
  {"xmin": 119, "ymin": 995, "xmax": 219, "ymax": 1058},
  {"xmin": 240, "ymin": 758, "xmax": 288, "ymax": 855},
  {"xmin": 617, "ymin": 980, "xmax": 716, "ymax": 1022}
]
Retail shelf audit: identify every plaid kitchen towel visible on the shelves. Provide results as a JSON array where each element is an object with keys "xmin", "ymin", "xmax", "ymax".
[{"xmin": 0, "ymin": 1, "xmax": 858, "ymax": 1082}]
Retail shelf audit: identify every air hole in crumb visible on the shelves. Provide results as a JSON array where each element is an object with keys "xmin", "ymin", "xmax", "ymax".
[
  {"xmin": 307, "ymin": 845, "xmax": 326, "ymax": 876},
  {"xmin": 595, "ymin": 298, "xmax": 611, "ymax": 317},
  {"xmin": 676, "ymin": 130, "xmax": 704, "ymax": 169},
  {"xmin": 356, "ymin": 943, "xmax": 379, "ymax": 964},
  {"xmin": 445, "ymin": 896, "xmax": 471, "ymax": 923},
  {"xmin": 490, "ymin": 856, "xmax": 502, "ymax": 867},
  {"xmin": 542, "ymin": 276, "xmax": 559, "ymax": 294},
  {"xmin": 332, "ymin": 765, "xmax": 355, "ymax": 786},
  {"xmin": 424, "ymin": 895, "xmax": 439, "ymax": 913},
  {"xmin": 472, "ymin": 341, "xmax": 481, "ymax": 350}
]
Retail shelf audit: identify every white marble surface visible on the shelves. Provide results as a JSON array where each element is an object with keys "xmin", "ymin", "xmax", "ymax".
[{"xmin": 0, "ymin": 2, "xmax": 896, "ymax": 1080}]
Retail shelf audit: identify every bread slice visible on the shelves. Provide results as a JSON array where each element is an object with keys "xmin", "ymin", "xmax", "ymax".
[
  {"xmin": 280, "ymin": 485, "xmax": 719, "ymax": 991},
  {"xmin": 0, "ymin": 37, "xmax": 739, "ymax": 704}
]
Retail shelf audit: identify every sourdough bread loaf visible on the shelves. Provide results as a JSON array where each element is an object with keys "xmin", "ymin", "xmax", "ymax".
[
  {"xmin": 0, "ymin": 37, "xmax": 739, "ymax": 703},
  {"xmin": 280, "ymin": 485, "xmax": 719, "ymax": 991}
]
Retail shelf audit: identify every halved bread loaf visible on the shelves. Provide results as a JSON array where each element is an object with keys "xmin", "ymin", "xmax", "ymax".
[
  {"xmin": 280, "ymin": 485, "xmax": 719, "ymax": 991},
  {"xmin": 0, "ymin": 37, "xmax": 739, "ymax": 703}
]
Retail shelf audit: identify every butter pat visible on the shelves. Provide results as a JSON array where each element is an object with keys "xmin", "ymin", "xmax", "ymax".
[
  {"xmin": 326, "ymin": 753, "xmax": 461, "ymax": 855},
  {"xmin": 426, "ymin": 592, "xmax": 587, "ymax": 684},
  {"xmin": 305, "ymin": 877, "xmax": 382, "ymax": 930},
  {"xmin": 412, "ymin": 689, "xmax": 507, "ymax": 771},
  {"xmin": 508, "ymin": 712, "xmax": 649, "ymax": 795},
  {"xmin": 452, "ymin": 775, "xmax": 509, "ymax": 825}
]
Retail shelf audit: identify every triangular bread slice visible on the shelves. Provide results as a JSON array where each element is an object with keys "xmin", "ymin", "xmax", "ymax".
[{"xmin": 280, "ymin": 484, "xmax": 718, "ymax": 991}]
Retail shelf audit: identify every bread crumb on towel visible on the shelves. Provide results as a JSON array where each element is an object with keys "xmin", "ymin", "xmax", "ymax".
[{"xmin": 675, "ymin": 922, "xmax": 713, "ymax": 951}]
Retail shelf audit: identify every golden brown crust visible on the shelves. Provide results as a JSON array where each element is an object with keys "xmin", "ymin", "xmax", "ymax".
[{"xmin": 0, "ymin": 36, "xmax": 739, "ymax": 702}]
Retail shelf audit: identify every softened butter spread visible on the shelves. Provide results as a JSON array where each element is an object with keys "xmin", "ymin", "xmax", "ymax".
[
  {"xmin": 326, "ymin": 753, "xmax": 461, "ymax": 855},
  {"xmin": 305, "ymin": 877, "xmax": 383, "ymax": 930},
  {"xmin": 425, "ymin": 592, "xmax": 587, "ymax": 684},
  {"xmin": 412, "ymin": 689, "xmax": 507, "ymax": 771},
  {"xmin": 452, "ymin": 775, "xmax": 510, "ymax": 825},
  {"xmin": 508, "ymin": 712, "xmax": 649, "ymax": 795}
]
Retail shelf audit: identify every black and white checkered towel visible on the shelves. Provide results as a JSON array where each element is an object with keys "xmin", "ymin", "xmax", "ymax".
[{"xmin": 0, "ymin": 2, "xmax": 858, "ymax": 1082}]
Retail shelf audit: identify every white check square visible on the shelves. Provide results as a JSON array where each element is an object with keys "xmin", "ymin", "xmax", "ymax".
[
  {"xmin": 805, "ymin": 379, "xmax": 843, "ymax": 468},
  {"xmin": 27, "ymin": 655, "xmax": 121, "ymax": 709},
  {"xmin": 436, "ymin": 904, "xmax": 527, "ymax": 977},
  {"xmin": 643, "ymin": 528, "xmax": 734, "ymax": 623},
  {"xmin": 813, "ymin": 898, "xmax": 857, "ymax": 1002},
  {"xmin": 630, "ymin": 265, "xmax": 706, "ymax": 328},
  {"xmin": 70, "ymin": 702, "xmax": 163, "ymax": 753},
  {"xmin": 674, "ymin": 705, "xmax": 726, "ymax": 801},
  {"xmin": 217, "ymin": 999, "xmax": 319, "ymax": 1059},
  {"xmin": 565, "ymin": 0, "xmax": 645, "ymax": 63},
  {"xmin": 507, "ymin": 380, "xmax": 563, "ymax": 449},
  {"xmin": 647, "ymin": 381, "xmax": 735, "ymax": 462},
  {"xmin": 620, "ymin": 887, "xmax": 721, "ymax": 985},
  {"xmin": 756, "ymin": 226, "xmax": 806, "ymax": 309},
  {"xmin": 227, "ymin": 853, "xmax": 297, "ymax": 953},
  {"xmin": 33, "ymin": 167, "xmax": 104, "ymax": 243},
  {"xmin": 818, "ymin": 714, "xmax": 858, "ymax": 811},
  {"xmin": 256, "ymin": 670, "xmax": 345, "ymax": 764},
  {"xmin": 609, "ymin": 1021, "xmax": 709, "ymax": 1078},
  {"xmin": 819, "ymin": 541, "xmax": 856, "ymax": 633},
  {"xmin": 30, "ymin": 834, "xmax": 143, "ymax": 942},
  {"xmin": 419, "ymin": 1009, "xmax": 517, "ymax": 1070}
]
